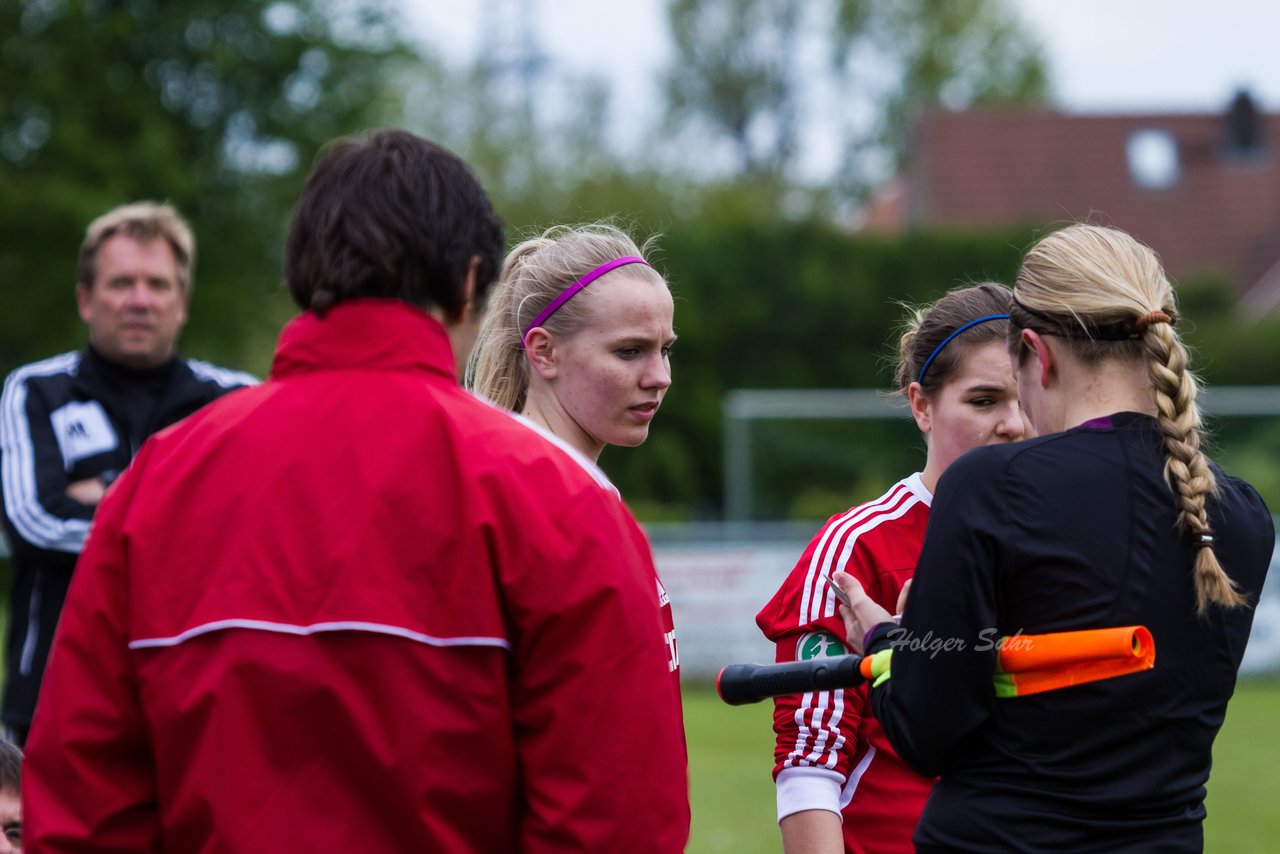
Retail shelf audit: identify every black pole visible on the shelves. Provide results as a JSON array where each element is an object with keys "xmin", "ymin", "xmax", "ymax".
[{"xmin": 716, "ymin": 655, "xmax": 865, "ymax": 706}]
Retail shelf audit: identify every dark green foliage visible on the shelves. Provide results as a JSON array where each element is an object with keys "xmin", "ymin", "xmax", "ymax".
[
  {"xmin": 597, "ymin": 208, "xmax": 1040, "ymax": 518},
  {"xmin": 1182, "ymin": 308, "xmax": 1280, "ymax": 389},
  {"xmin": 659, "ymin": 0, "xmax": 1049, "ymax": 196},
  {"xmin": 2, "ymin": 2, "xmax": 1273, "ymax": 524}
]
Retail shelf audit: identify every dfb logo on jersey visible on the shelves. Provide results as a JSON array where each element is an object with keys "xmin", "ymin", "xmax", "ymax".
[{"xmin": 797, "ymin": 630, "xmax": 847, "ymax": 661}]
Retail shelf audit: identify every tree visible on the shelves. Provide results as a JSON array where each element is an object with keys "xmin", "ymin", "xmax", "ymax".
[
  {"xmin": 661, "ymin": 0, "xmax": 807, "ymax": 179},
  {"xmin": 837, "ymin": 0, "xmax": 1048, "ymax": 184},
  {"xmin": 0, "ymin": 0, "xmax": 413, "ymax": 373},
  {"xmin": 399, "ymin": 56, "xmax": 617, "ymax": 215},
  {"xmin": 658, "ymin": 0, "xmax": 1048, "ymax": 200}
]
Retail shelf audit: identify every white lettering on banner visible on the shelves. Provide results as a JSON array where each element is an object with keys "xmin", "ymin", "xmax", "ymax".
[
  {"xmin": 50, "ymin": 400, "xmax": 117, "ymax": 469},
  {"xmin": 1241, "ymin": 544, "xmax": 1280, "ymax": 676},
  {"xmin": 654, "ymin": 544, "xmax": 807, "ymax": 679}
]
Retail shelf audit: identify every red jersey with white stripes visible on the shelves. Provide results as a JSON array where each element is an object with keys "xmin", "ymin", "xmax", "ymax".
[{"xmin": 756, "ymin": 473, "xmax": 934, "ymax": 854}]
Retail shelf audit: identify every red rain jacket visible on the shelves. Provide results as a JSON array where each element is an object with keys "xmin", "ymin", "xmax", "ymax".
[{"xmin": 25, "ymin": 299, "xmax": 689, "ymax": 853}]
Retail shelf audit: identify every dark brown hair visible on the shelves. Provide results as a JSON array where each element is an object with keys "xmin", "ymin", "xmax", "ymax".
[
  {"xmin": 894, "ymin": 282, "xmax": 1013, "ymax": 395},
  {"xmin": 285, "ymin": 129, "xmax": 504, "ymax": 317}
]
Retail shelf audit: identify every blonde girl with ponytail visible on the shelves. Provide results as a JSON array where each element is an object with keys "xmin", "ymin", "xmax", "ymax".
[{"xmin": 466, "ymin": 223, "xmax": 674, "ymax": 464}]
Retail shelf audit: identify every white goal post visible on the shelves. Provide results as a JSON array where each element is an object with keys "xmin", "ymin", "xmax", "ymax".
[{"xmin": 723, "ymin": 385, "xmax": 1280, "ymax": 522}]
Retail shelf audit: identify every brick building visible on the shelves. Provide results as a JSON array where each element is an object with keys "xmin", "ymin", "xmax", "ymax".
[{"xmin": 862, "ymin": 91, "xmax": 1280, "ymax": 312}]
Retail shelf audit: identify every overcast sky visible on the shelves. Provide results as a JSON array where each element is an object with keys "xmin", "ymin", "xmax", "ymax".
[
  {"xmin": 405, "ymin": 0, "xmax": 1280, "ymax": 108},
  {"xmin": 1018, "ymin": 0, "xmax": 1280, "ymax": 111},
  {"xmin": 402, "ymin": 0, "xmax": 1280, "ymax": 174}
]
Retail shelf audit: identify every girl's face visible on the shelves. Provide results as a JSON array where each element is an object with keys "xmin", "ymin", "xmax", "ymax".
[
  {"xmin": 912, "ymin": 339, "xmax": 1029, "ymax": 489},
  {"xmin": 530, "ymin": 275, "xmax": 676, "ymax": 460}
]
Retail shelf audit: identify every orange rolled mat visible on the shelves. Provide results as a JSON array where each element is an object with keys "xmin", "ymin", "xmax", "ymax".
[
  {"xmin": 859, "ymin": 626, "xmax": 1155, "ymax": 698},
  {"xmin": 997, "ymin": 625, "xmax": 1153, "ymax": 672},
  {"xmin": 994, "ymin": 625, "xmax": 1154, "ymax": 697}
]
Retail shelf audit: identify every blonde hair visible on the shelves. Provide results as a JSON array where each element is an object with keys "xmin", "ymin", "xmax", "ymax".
[
  {"xmin": 1013, "ymin": 224, "xmax": 1244, "ymax": 615},
  {"xmin": 78, "ymin": 201, "xmax": 196, "ymax": 291},
  {"xmin": 466, "ymin": 223, "xmax": 666, "ymax": 411}
]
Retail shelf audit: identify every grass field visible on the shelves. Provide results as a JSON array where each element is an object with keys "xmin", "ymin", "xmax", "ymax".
[
  {"xmin": 683, "ymin": 679, "xmax": 1280, "ymax": 854},
  {"xmin": 3, "ymin": 543, "xmax": 1273, "ymax": 851}
]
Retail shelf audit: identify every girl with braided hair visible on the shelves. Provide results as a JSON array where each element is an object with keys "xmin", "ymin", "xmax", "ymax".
[
  {"xmin": 1014, "ymin": 223, "xmax": 1245, "ymax": 614},
  {"xmin": 837, "ymin": 224, "xmax": 1273, "ymax": 852}
]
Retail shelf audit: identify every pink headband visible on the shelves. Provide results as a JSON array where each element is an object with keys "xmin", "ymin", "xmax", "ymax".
[{"xmin": 521, "ymin": 256, "xmax": 651, "ymax": 344}]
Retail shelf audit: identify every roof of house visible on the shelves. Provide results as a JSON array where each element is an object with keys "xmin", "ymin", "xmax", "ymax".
[{"xmin": 864, "ymin": 93, "xmax": 1280, "ymax": 308}]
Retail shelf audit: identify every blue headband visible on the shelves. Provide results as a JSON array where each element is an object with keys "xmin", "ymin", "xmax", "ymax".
[{"xmin": 916, "ymin": 314, "xmax": 1009, "ymax": 385}]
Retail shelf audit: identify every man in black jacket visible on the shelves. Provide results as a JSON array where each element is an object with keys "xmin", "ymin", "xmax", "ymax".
[{"xmin": 0, "ymin": 201, "xmax": 256, "ymax": 745}]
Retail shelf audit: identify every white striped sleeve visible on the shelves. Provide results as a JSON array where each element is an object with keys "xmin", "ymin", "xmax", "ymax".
[
  {"xmin": 186, "ymin": 358, "xmax": 259, "ymax": 389},
  {"xmin": 0, "ymin": 353, "xmax": 92, "ymax": 553},
  {"xmin": 786, "ymin": 482, "xmax": 923, "ymax": 771}
]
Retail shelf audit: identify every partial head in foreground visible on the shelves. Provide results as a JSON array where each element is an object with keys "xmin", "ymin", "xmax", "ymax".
[
  {"xmin": 468, "ymin": 223, "xmax": 675, "ymax": 461},
  {"xmin": 1011, "ymin": 223, "xmax": 1243, "ymax": 614},
  {"xmin": 896, "ymin": 281, "xmax": 1027, "ymax": 491},
  {"xmin": 284, "ymin": 128, "xmax": 505, "ymax": 331},
  {"xmin": 0, "ymin": 739, "xmax": 20, "ymax": 852}
]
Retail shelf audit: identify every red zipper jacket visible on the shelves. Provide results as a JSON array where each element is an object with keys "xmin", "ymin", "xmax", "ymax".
[{"xmin": 24, "ymin": 299, "xmax": 689, "ymax": 853}]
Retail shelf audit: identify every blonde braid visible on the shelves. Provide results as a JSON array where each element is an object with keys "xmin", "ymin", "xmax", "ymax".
[
  {"xmin": 1142, "ymin": 318, "xmax": 1245, "ymax": 615},
  {"xmin": 1016, "ymin": 223, "xmax": 1249, "ymax": 616}
]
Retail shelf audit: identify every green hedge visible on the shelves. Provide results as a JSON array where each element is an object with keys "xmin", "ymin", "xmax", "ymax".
[
  {"xmin": 605, "ymin": 222, "xmax": 1043, "ymax": 518},
  {"xmin": 600, "ymin": 221, "xmax": 1280, "ymax": 520}
]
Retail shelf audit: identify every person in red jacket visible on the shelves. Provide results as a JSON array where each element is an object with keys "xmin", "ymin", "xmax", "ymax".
[
  {"xmin": 23, "ymin": 129, "xmax": 690, "ymax": 853},
  {"xmin": 467, "ymin": 223, "xmax": 680, "ymax": 673},
  {"xmin": 755, "ymin": 282, "xmax": 1028, "ymax": 854}
]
